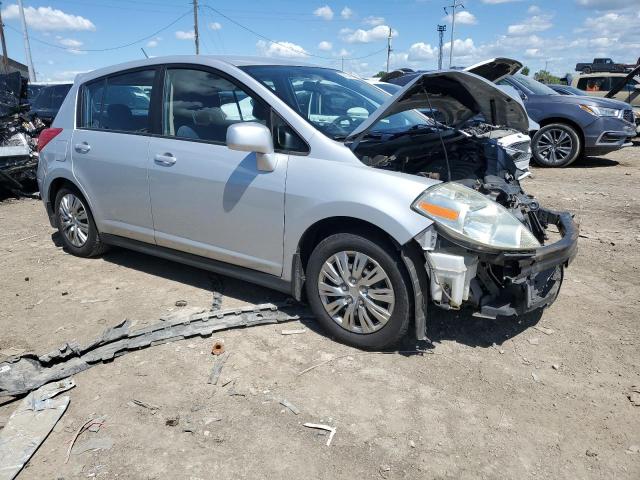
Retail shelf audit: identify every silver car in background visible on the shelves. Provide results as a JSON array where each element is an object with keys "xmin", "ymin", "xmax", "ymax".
[{"xmin": 37, "ymin": 56, "xmax": 578, "ymax": 349}]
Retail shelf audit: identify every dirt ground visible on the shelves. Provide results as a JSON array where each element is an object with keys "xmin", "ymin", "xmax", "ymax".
[{"xmin": 1, "ymin": 145, "xmax": 639, "ymax": 480}]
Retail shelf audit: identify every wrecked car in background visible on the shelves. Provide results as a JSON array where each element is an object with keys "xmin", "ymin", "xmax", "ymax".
[
  {"xmin": 0, "ymin": 72, "xmax": 46, "ymax": 195},
  {"xmin": 37, "ymin": 56, "xmax": 578, "ymax": 349}
]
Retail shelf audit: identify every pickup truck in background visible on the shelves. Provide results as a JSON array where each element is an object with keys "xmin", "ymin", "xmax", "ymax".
[{"xmin": 575, "ymin": 58, "xmax": 631, "ymax": 74}]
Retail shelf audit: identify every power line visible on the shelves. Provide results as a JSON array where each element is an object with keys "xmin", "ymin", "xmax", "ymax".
[
  {"xmin": 4, "ymin": 10, "xmax": 191, "ymax": 52},
  {"xmin": 202, "ymin": 5, "xmax": 386, "ymax": 62}
]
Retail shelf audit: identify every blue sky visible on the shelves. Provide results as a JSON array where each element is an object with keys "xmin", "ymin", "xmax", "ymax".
[{"xmin": 1, "ymin": 0, "xmax": 638, "ymax": 82}]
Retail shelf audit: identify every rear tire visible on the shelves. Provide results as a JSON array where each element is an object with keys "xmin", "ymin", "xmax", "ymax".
[
  {"xmin": 531, "ymin": 123, "xmax": 582, "ymax": 167},
  {"xmin": 54, "ymin": 186, "xmax": 107, "ymax": 257},
  {"xmin": 305, "ymin": 232, "xmax": 412, "ymax": 349},
  {"xmin": 582, "ymin": 67, "xmax": 591, "ymax": 74}
]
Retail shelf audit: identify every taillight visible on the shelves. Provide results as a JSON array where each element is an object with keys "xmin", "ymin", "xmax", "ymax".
[{"xmin": 37, "ymin": 128, "xmax": 63, "ymax": 152}]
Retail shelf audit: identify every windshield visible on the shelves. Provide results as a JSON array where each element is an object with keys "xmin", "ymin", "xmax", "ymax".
[
  {"xmin": 240, "ymin": 65, "xmax": 430, "ymax": 140},
  {"xmin": 512, "ymin": 74, "xmax": 558, "ymax": 96}
]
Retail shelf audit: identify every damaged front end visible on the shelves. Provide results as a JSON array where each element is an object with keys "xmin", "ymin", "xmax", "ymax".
[{"xmin": 347, "ymin": 67, "xmax": 578, "ymax": 325}]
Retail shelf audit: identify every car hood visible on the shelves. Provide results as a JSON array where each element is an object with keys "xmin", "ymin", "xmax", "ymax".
[
  {"xmin": 347, "ymin": 70, "xmax": 530, "ymax": 141},
  {"xmin": 605, "ymin": 65, "xmax": 640, "ymax": 98},
  {"xmin": 464, "ymin": 57, "xmax": 523, "ymax": 82}
]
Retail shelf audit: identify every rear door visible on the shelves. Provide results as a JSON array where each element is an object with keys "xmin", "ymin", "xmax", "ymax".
[
  {"xmin": 147, "ymin": 66, "xmax": 290, "ymax": 276},
  {"xmin": 72, "ymin": 68, "xmax": 158, "ymax": 243}
]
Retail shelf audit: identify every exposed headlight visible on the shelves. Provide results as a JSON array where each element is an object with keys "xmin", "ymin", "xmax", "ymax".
[
  {"xmin": 412, "ymin": 183, "xmax": 541, "ymax": 250},
  {"xmin": 579, "ymin": 104, "xmax": 620, "ymax": 117}
]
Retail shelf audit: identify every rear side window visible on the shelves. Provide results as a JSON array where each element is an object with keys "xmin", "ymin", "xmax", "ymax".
[
  {"xmin": 577, "ymin": 77, "xmax": 611, "ymax": 92},
  {"xmin": 162, "ymin": 68, "xmax": 267, "ymax": 143},
  {"xmin": 80, "ymin": 69, "xmax": 156, "ymax": 133}
]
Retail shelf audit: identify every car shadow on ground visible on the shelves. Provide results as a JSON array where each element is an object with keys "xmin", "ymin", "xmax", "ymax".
[
  {"xmin": 570, "ymin": 156, "xmax": 619, "ymax": 168},
  {"xmin": 55, "ymin": 240, "xmax": 544, "ymax": 352}
]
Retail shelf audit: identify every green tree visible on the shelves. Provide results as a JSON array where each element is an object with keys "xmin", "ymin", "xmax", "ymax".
[
  {"xmin": 534, "ymin": 70, "xmax": 561, "ymax": 84},
  {"xmin": 521, "ymin": 66, "xmax": 530, "ymax": 76}
]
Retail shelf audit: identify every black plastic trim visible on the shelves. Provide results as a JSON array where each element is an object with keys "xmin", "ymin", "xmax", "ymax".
[{"xmin": 101, "ymin": 234, "xmax": 293, "ymax": 296}]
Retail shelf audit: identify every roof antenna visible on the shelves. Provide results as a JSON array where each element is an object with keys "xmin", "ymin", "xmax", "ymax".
[
  {"xmin": 422, "ymin": 84, "xmax": 452, "ymax": 182},
  {"xmin": 140, "ymin": 47, "xmax": 149, "ymax": 58}
]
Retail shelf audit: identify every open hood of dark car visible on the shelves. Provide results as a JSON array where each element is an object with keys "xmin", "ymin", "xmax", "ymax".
[
  {"xmin": 347, "ymin": 69, "xmax": 530, "ymax": 141},
  {"xmin": 464, "ymin": 57, "xmax": 523, "ymax": 82},
  {"xmin": 605, "ymin": 64, "xmax": 640, "ymax": 99}
]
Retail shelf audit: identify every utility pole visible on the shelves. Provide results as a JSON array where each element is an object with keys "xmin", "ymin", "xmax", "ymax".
[
  {"xmin": 341, "ymin": 56, "xmax": 344, "ymax": 71},
  {"xmin": 0, "ymin": 2, "xmax": 9, "ymax": 71},
  {"xmin": 437, "ymin": 24, "xmax": 446, "ymax": 70},
  {"xmin": 386, "ymin": 26, "xmax": 392, "ymax": 72},
  {"xmin": 17, "ymin": 0, "xmax": 35, "ymax": 81},
  {"xmin": 444, "ymin": 0, "xmax": 464, "ymax": 68},
  {"xmin": 193, "ymin": 0, "xmax": 200, "ymax": 55}
]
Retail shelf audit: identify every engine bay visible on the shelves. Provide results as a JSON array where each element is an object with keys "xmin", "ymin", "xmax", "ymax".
[{"xmin": 353, "ymin": 122, "xmax": 549, "ymax": 244}]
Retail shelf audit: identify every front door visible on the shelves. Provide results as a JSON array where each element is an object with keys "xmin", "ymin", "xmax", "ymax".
[
  {"xmin": 72, "ymin": 68, "xmax": 158, "ymax": 243},
  {"xmin": 147, "ymin": 67, "xmax": 287, "ymax": 276}
]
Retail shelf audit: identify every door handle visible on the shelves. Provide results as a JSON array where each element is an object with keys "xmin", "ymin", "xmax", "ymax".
[
  {"xmin": 74, "ymin": 142, "xmax": 91, "ymax": 153},
  {"xmin": 154, "ymin": 153, "xmax": 177, "ymax": 166}
]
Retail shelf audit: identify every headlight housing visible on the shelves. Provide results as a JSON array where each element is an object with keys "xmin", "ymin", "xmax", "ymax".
[
  {"xmin": 412, "ymin": 183, "xmax": 541, "ymax": 250},
  {"xmin": 579, "ymin": 104, "xmax": 620, "ymax": 117}
]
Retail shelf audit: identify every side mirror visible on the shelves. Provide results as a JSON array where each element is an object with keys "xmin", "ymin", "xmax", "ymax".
[{"xmin": 226, "ymin": 122, "xmax": 277, "ymax": 172}]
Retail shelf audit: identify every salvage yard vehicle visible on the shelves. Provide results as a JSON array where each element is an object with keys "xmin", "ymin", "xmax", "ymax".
[
  {"xmin": 575, "ymin": 58, "xmax": 629, "ymax": 74},
  {"xmin": 383, "ymin": 59, "xmax": 636, "ymax": 167},
  {"xmin": 37, "ymin": 56, "xmax": 578, "ymax": 349}
]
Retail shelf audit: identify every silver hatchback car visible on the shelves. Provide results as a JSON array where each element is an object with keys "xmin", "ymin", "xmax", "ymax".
[{"xmin": 37, "ymin": 56, "xmax": 578, "ymax": 349}]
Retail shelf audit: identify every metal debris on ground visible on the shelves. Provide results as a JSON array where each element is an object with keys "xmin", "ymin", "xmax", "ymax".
[
  {"xmin": 0, "ymin": 379, "xmax": 75, "ymax": 480},
  {"xmin": 279, "ymin": 399, "xmax": 300, "ymax": 415},
  {"xmin": 130, "ymin": 399, "xmax": 160, "ymax": 413},
  {"xmin": 211, "ymin": 339, "xmax": 225, "ymax": 356},
  {"xmin": 281, "ymin": 328, "xmax": 307, "ymax": 335},
  {"xmin": 303, "ymin": 423, "xmax": 336, "ymax": 446},
  {"xmin": 0, "ymin": 303, "xmax": 308, "ymax": 397},
  {"xmin": 208, "ymin": 351, "xmax": 230, "ymax": 385},
  {"xmin": 174, "ymin": 300, "xmax": 188, "ymax": 307},
  {"xmin": 65, "ymin": 416, "xmax": 106, "ymax": 464}
]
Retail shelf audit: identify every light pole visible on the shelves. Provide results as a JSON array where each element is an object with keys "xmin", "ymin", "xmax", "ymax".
[
  {"xmin": 437, "ymin": 25, "xmax": 446, "ymax": 70},
  {"xmin": 444, "ymin": 0, "xmax": 464, "ymax": 68}
]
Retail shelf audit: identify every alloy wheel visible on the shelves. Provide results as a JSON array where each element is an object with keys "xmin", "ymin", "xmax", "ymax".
[
  {"xmin": 317, "ymin": 251, "xmax": 395, "ymax": 334},
  {"xmin": 536, "ymin": 128, "xmax": 574, "ymax": 165},
  {"xmin": 58, "ymin": 193, "xmax": 89, "ymax": 247}
]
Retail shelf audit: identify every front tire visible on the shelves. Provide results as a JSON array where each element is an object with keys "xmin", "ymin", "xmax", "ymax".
[
  {"xmin": 531, "ymin": 123, "xmax": 582, "ymax": 167},
  {"xmin": 305, "ymin": 233, "xmax": 412, "ymax": 349},
  {"xmin": 55, "ymin": 186, "xmax": 107, "ymax": 257}
]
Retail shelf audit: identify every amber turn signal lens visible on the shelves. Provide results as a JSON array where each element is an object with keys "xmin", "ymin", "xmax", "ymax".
[{"xmin": 417, "ymin": 201, "xmax": 459, "ymax": 221}]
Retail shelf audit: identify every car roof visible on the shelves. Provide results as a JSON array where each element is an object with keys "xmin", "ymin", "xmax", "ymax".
[
  {"xmin": 573, "ymin": 72, "xmax": 628, "ymax": 78},
  {"xmin": 74, "ymin": 55, "xmax": 319, "ymax": 84}
]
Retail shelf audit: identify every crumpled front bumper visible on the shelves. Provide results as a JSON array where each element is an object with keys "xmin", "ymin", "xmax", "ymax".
[{"xmin": 421, "ymin": 207, "xmax": 579, "ymax": 319}]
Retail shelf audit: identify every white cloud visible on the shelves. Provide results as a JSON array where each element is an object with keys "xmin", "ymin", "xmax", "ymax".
[
  {"xmin": 318, "ymin": 40, "xmax": 332, "ymax": 51},
  {"xmin": 443, "ymin": 11, "xmax": 477, "ymax": 25},
  {"xmin": 575, "ymin": 0, "xmax": 630, "ymax": 9},
  {"xmin": 313, "ymin": 5, "xmax": 333, "ymax": 20},
  {"xmin": 209, "ymin": 22, "xmax": 222, "ymax": 30},
  {"xmin": 175, "ymin": 30, "xmax": 195, "ymax": 40},
  {"xmin": 146, "ymin": 37, "xmax": 161, "ymax": 48},
  {"xmin": 256, "ymin": 40, "xmax": 308, "ymax": 58},
  {"xmin": 46, "ymin": 69, "xmax": 92, "ymax": 82},
  {"xmin": 58, "ymin": 37, "xmax": 82, "ymax": 48},
  {"xmin": 507, "ymin": 14, "xmax": 553, "ymax": 35},
  {"xmin": 2, "ymin": 4, "xmax": 95, "ymax": 31},
  {"xmin": 363, "ymin": 16, "xmax": 385, "ymax": 26},
  {"xmin": 524, "ymin": 48, "xmax": 544, "ymax": 58},
  {"xmin": 340, "ymin": 25, "xmax": 397, "ymax": 44},
  {"xmin": 337, "ymin": 48, "xmax": 350, "ymax": 57},
  {"xmin": 340, "ymin": 7, "xmax": 353, "ymax": 19},
  {"xmin": 407, "ymin": 42, "xmax": 436, "ymax": 61},
  {"xmin": 528, "ymin": 5, "xmax": 542, "ymax": 14}
]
